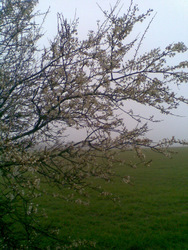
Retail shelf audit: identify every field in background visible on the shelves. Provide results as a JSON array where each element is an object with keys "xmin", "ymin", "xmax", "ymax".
[{"xmin": 36, "ymin": 147, "xmax": 188, "ymax": 249}]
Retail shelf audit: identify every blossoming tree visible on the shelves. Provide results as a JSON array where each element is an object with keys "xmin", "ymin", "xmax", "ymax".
[{"xmin": 0, "ymin": 0, "xmax": 187, "ymax": 247}]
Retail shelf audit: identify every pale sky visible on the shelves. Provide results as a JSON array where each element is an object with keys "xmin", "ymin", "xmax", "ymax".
[{"xmin": 36, "ymin": 0, "xmax": 188, "ymax": 142}]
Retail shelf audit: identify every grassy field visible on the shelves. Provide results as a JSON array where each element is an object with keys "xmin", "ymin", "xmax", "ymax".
[{"xmin": 36, "ymin": 147, "xmax": 188, "ymax": 249}]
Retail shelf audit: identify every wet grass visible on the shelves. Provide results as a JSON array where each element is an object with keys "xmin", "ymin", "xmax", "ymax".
[{"xmin": 38, "ymin": 147, "xmax": 188, "ymax": 249}]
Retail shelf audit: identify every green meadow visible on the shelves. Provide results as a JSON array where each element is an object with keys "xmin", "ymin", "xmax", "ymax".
[{"xmin": 37, "ymin": 147, "xmax": 188, "ymax": 249}]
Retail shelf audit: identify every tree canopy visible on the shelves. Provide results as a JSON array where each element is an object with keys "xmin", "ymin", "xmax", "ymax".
[{"xmin": 0, "ymin": 0, "xmax": 188, "ymax": 248}]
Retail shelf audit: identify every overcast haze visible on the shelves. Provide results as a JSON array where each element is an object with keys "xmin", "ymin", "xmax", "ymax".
[{"xmin": 36, "ymin": 0, "xmax": 188, "ymax": 142}]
